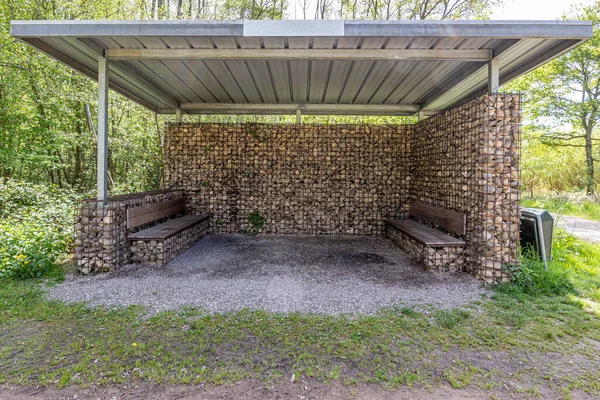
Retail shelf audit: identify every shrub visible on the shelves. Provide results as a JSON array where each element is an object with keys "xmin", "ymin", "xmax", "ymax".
[
  {"xmin": 0, "ymin": 219, "xmax": 67, "ymax": 279},
  {"xmin": 0, "ymin": 179, "xmax": 76, "ymax": 280}
]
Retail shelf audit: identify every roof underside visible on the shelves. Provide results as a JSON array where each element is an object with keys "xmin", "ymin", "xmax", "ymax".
[{"xmin": 10, "ymin": 20, "xmax": 592, "ymax": 116}]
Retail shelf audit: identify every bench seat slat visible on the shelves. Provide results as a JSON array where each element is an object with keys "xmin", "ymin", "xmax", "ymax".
[
  {"xmin": 128, "ymin": 214, "xmax": 209, "ymax": 240},
  {"xmin": 385, "ymin": 219, "xmax": 465, "ymax": 247},
  {"xmin": 409, "ymin": 202, "xmax": 466, "ymax": 236}
]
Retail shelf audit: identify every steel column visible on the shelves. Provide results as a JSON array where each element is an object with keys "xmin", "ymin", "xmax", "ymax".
[
  {"xmin": 488, "ymin": 57, "xmax": 500, "ymax": 94},
  {"xmin": 97, "ymin": 57, "xmax": 109, "ymax": 201}
]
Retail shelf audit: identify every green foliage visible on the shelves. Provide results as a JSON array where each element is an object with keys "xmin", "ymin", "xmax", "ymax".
[
  {"xmin": 505, "ymin": 248, "xmax": 576, "ymax": 297},
  {"xmin": 0, "ymin": 180, "xmax": 74, "ymax": 280},
  {"xmin": 521, "ymin": 193, "xmax": 600, "ymax": 222},
  {"xmin": 245, "ymin": 210, "xmax": 265, "ymax": 235},
  {"xmin": 0, "ymin": 1, "xmax": 164, "ymax": 194},
  {"xmin": 337, "ymin": 0, "xmax": 496, "ymax": 20},
  {"xmin": 433, "ymin": 309, "xmax": 471, "ymax": 329},
  {"xmin": 506, "ymin": 2, "xmax": 600, "ymax": 195},
  {"xmin": 498, "ymin": 229, "xmax": 600, "ymax": 298},
  {"xmin": 520, "ymin": 131, "xmax": 587, "ymax": 194},
  {"xmin": 0, "ymin": 219, "xmax": 67, "ymax": 280}
]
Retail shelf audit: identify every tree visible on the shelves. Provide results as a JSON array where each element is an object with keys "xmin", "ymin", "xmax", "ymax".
[
  {"xmin": 337, "ymin": 0, "xmax": 498, "ymax": 20},
  {"xmin": 0, "ymin": 0, "xmax": 501, "ymax": 196},
  {"xmin": 510, "ymin": 3, "xmax": 600, "ymax": 195}
]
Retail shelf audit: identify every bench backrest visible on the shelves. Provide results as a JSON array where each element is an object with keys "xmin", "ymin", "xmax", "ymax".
[
  {"xmin": 409, "ymin": 201, "xmax": 466, "ymax": 236},
  {"xmin": 127, "ymin": 198, "xmax": 186, "ymax": 230}
]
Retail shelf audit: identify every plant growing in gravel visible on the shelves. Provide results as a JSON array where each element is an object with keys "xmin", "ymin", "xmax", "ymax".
[{"xmin": 244, "ymin": 211, "xmax": 265, "ymax": 235}]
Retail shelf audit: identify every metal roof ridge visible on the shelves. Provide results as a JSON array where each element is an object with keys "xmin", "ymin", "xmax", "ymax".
[{"xmin": 11, "ymin": 19, "xmax": 592, "ymax": 39}]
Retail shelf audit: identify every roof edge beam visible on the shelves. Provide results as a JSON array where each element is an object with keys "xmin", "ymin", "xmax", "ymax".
[
  {"xmin": 106, "ymin": 48, "xmax": 492, "ymax": 62},
  {"xmin": 178, "ymin": 103, "xmax": 420, "ymax": 116}
]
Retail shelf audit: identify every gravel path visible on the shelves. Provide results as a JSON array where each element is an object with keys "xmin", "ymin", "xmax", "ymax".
[{"xmin": 46, "ymin": 235, "xmax": 489, "ymax": 315}]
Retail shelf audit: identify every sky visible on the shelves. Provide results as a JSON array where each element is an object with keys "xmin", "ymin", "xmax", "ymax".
[
  {"xmin": 288, "ymin": 0, "xmax": 596, "ymax": 20},
  {"xmin": 490, "ymin": 0, "xmax": 595, "ymax": 19}
]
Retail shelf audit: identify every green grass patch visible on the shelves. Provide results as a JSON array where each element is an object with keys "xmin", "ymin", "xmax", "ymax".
[
  {"xmin": 433, "ymin": 309, "xmax": 471, "ymax": 329},
  {"xmin": 499, "ymin": 229, "xmax": 600, "ymax": 304},
  {"xmin": 0, "ymin": 231, "xmax": 599, "ymax": 395},
  {"xmin": 521, "ymin": 193, "xmax": 600, "ymax": 222}
]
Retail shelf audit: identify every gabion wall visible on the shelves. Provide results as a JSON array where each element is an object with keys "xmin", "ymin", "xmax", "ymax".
[
  {"xmin": 74, "ymin": 94, "xmax": 520, "ymax": 281},
  {"xmin": 75, "ymin": 190, "xmax": 183, "ymax": 273},
  {"xmin": 411, "ymin": 94, "xmax": 521, "ymax": 282},
  {"xmin": 164, "ymin": 124, "xmax": 411, "ymax": 235}
]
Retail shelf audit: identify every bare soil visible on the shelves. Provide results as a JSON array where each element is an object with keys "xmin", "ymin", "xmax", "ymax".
[{"xmin": 0, "ymin": 380, "xmax": 579, "ymax": 400}]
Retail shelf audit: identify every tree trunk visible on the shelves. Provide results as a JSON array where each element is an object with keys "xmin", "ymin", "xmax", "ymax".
[
  {"xmin": 177, "ymin": 0, "xmax": 183, "ymax": 18},
  {"xmin": 585, "ymin": 126, "xmax": 595, "ymax": 195},
  {"xmin": 151, "ymin": 0, "xmax": 157, "ymax": 19}
]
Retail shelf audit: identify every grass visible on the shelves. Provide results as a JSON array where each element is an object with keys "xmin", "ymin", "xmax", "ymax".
[
  {"xmin": 0, "ymin": 231, "xmax": 599, "ymax": 397},
  {"xmin": 521, "ymin": 193, "xmax": 600, "ymax": 222}
]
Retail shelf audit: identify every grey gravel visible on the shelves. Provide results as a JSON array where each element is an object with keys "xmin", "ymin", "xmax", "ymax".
[{"xmin": 46, "ymin": 235, "xmax": 489, "ymax": 315}]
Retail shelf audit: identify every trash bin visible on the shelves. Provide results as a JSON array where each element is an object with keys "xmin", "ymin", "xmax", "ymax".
[{"xmin": 520, "ymin": 207, "xmax": 554, "ymax": 268}]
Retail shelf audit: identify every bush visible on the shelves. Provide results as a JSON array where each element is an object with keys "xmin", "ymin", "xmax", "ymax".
[
  {"xmin": 0, "ymin": 219, "xmax": 67, "ymax": 279},
  {"xmin": 0, "ymin": 179, "xmax": 76, "ymax": 280},
  {"xmin": 0, "ymin": 179, "xmax": 76, "ymax": 224}
]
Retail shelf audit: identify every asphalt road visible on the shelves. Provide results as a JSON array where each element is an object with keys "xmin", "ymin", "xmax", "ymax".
[{"xmin": 554, "ymin": 214, "xmax": 600, "ymax": 242}]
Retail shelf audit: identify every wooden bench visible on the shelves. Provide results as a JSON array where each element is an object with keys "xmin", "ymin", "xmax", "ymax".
[
  {"xmin": 385, "ymin": 202, "xmax": 466, "ymax": 272},
  {"xmin": 127, "ymin": 198, "xmax": 210, "ymax": 267}
]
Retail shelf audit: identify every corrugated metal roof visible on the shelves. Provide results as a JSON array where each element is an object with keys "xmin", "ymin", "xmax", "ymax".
[{"xmin": 10, "ymin": 20, "xmax": 592, "ymax": 116}]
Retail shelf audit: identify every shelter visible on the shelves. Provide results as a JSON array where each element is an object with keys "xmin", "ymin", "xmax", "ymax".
[{"xmin": 11, "ymin": 20, "xmax": 592, "ymax": 282}]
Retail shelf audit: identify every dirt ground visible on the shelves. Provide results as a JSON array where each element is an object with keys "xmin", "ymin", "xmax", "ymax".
[{"xmin": 0, "ymin": 380, "xmax": 588, "ymax": 400}]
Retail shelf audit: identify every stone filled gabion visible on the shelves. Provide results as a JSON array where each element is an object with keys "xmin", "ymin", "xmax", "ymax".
[
  {"xmin": 411, "ymin": 94, "xmax": 521, "ymax": 282},
  {"xmin": 164, "ymin": 124, "xmax": 411, "ymax": 236},
  {"xmin": 75, "ymin": 190, "xmax": 183, "ymax": 274},
  {"xmin": 129, "ymin": 218, "xmax": 209, "ymax": 267},
  {"xmin": 386, "ymin": 225, "xmax": 465, "ymax": 273},
  {"xmin": 75, "ymin": 94, "xmax": 520, "ymax": 282}
]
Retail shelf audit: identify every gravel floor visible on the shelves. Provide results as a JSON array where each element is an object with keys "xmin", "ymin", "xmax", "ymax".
[{"xmin": 46, "ymin": 235, "xmax": 489, "ymax": 315}]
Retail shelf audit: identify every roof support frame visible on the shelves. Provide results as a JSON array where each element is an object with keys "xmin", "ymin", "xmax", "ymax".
[
  {"xmin": 10, "ymin": 20, "xmax": 593, "ymax": 116},
  {"xmin": 105, "ymin": 48, "xmax": 493, "ymax": 62},
  {"xmin": 70, "ymin": 38, "xmax": 181, "ymax": 109},
  {"xmin": 178, "ymin": 103, "xmax": 420, "ymax": 116},
  {"xmin": 18, "ymin": 38, "xmax": 163, "ymax": 112},
  {"xmin": 421, "ymin": 37, "xmax": 587, "ymax": 111}
]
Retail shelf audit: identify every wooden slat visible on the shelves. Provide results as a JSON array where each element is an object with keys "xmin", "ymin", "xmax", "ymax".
[
  {"xmin": 128, "ymin": 214, "xmax": 209, "ymax": 240},
  {"xmin": 127, "ymin": 198, "xmax": 186, "ymax": 229},
  {"xmin": 408, "ymin": 202, "xmax": 467, "ymax": 236},
  {"xmin": 385, "ymin": 219, "xmax": 465, "ymax": 247}
]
